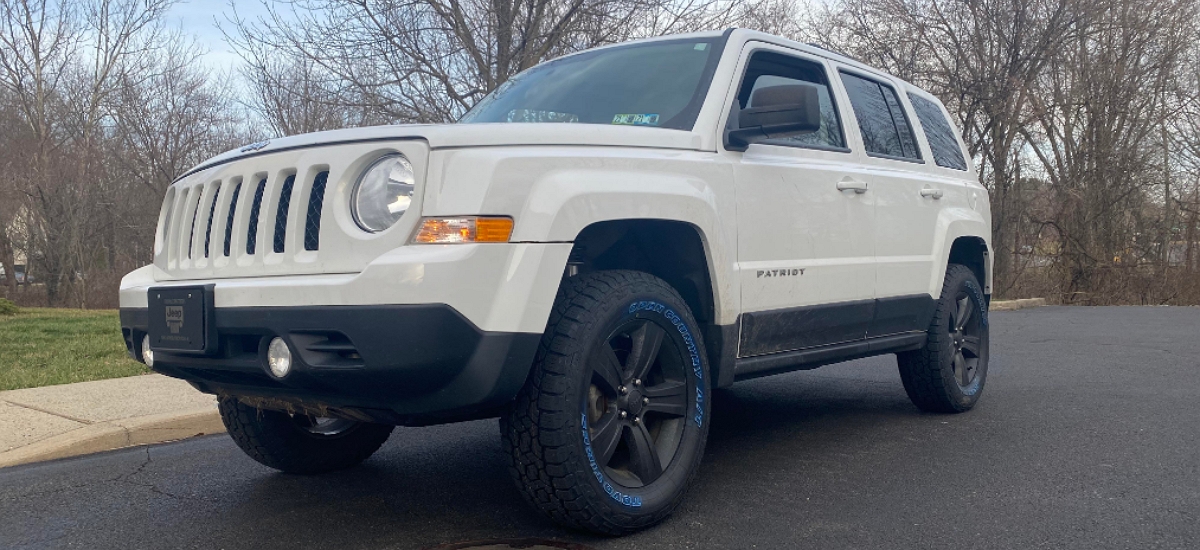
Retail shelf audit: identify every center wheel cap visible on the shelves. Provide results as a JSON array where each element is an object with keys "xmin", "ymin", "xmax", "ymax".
[{"xmin": 621, "ymin": 389, "xmax": 645, "ymax": 417}]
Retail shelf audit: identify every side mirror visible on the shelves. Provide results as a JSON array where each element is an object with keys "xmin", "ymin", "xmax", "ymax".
[{"xmin": 725, "ymin": 84, "xmax": 821, "ymax": 151}]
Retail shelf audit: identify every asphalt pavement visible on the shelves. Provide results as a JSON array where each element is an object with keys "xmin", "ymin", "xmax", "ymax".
[{"xmin": 3, "ymin": 306, "xmax": 1198, "ymax": 549}]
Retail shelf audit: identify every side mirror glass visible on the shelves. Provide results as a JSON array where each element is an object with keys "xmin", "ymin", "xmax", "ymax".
[{"xmin": 725, "ymin": 84, "xmax": 822, "ymax": 151}]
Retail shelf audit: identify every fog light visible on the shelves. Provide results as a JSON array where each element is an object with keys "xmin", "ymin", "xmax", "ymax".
[
  {"xmin": 141, "ymin": 335, "xmax": 154, "ymax": 368},
  {"xmin": 267, "ymin": 337, "xmax": 292, "ymax": 379}
]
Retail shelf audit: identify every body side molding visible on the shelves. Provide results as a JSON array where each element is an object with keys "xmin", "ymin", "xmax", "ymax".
[{"xmin": 734, "ymin": 332, "xmax": 926, "ymax": 381}]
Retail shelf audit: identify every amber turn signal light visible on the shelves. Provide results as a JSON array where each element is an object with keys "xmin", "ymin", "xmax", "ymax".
[{"xmin": 412, "ymin": 217, "xmax": 514, "ymax": 244}]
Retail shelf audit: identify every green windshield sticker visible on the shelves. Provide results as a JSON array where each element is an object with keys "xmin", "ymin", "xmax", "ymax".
[
  {"xmin": 694, "ymin": 43, "xmax": 708, "ymax": 51},
  {"xmin": 612, "ymin": 114, "xmax": 661, "ymax": 126}
]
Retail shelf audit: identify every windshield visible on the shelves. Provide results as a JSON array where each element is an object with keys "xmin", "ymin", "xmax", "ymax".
[{"xmin": 459, "ymin": 37, "xmax": 724, "ymax": 131}]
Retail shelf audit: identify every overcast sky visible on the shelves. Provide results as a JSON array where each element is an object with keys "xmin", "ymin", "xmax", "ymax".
[{"xmin": 165, "ymin": 1, "xmax": 277, "ymax": 73}]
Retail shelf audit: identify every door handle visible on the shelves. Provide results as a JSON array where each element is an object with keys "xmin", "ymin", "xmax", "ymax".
[
  {"xmin": 920, "ymin": 187, "xmax": 944, "ymax": 200},
  {"xmin": 836, "ymin": 179, "xmax": 869, "ymax": 194}
]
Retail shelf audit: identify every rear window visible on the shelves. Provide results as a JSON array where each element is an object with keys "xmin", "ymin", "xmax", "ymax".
[
  {"xmin": 839, "ymin": 72, "xmax": 921, "ymax": 161},
  {"xmin": 907, "ymin": 93, "xmax": 968, "ymax": 170}
]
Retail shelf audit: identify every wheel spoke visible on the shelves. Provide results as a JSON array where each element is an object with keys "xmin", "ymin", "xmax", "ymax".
[
  {"xmin": 961, "ymin": 335, "xmax": 982, "ymax": 358},
  {"xmin": 643, "ymin": 379, "xmax": 686, "ymax": 399},
  {"xmin": 627, "ymin": 322, "xmax": 666, "ymax": 382},
  {"xmin": 644, "ymin": 381, "xmax": 688, "ymax": 417},
  {"xmin": 589, "ymin": 412, "xmax": 623, "ymax": 466},
  {"xmin": 955, "ymin": 296, "xmax": 972, "ymax": 330},
  {"xmin": 625, "ymin": 421, "xmax": 663, "ymax": 484},
  {"xmin": 955, "ymin": 351, "xmax": 970, "ymax": 385},
  {"xmin": 591, "ymin": 344, "xmax": 625, "ymax": 396}
]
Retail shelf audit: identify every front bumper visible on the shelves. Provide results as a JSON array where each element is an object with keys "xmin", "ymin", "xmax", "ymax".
[
  {"xmin": 120, "ymin": 304, "xmax": 540, "ymax": 425},
  {"xmin": 118, "ymin": 242, "xmax": 571, "ymax": 424}
]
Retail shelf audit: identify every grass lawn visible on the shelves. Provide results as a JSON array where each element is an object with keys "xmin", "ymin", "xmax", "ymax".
[{"xmin": 0, "ymin": 308, "xmax": 147, "ymax": 391}]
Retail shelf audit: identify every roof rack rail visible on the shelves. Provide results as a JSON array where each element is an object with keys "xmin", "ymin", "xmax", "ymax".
[{"xmin": 805, "ymin": 42, "xmax": 860, "ymax": 63}]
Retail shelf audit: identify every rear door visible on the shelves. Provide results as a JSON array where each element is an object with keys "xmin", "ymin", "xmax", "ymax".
[
  {"xmin": 726, "ymin": 44, "xmax": 877, "ymax": 358},
  {"xmin": 833, "ymin": 68, "xmax": 943, "ymax": 337}
]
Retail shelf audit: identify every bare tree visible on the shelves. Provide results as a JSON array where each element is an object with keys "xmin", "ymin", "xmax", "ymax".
[
  {"xmin": 1017, "ymin": 0, "xmax": 1198, "ymax": 302},
  {"xmin": 224, "ymin": 0, "xmax": 755, "ymax": 128},
  {"xmin": 0, "ymin": 0, "xmax": 85, "ymax": 303},
  {"xmin": 1, "ymin": 0, "xmax": 1199, "ymax": 308},
  {"xmin": 819, "ymin": 0, "xmax": 1087, "ymax": 295},
  {"xmin": 106, "ymin": 35, "xmax": 257, "ymax": 268},
  {"xmin": 733, "ymin": 0, "xmax": 805, "ymax": 38},
  {"xmin": 0, "ymin": 0, "xmax": 246, "ymax": 306},
  {"xmin": 238, "ymin": 49, "xmax": 388, "ymax": 136}
]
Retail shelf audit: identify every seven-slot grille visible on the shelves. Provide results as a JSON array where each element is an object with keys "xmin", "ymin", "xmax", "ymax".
[{"xmin": 160, "ymin": 168, "xmax": 331, "ymax": 268}]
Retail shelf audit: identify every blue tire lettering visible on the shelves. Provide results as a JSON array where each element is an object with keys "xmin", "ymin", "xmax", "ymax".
[{"xmin": 584, "ymin": 300, "xmax": 706, "ymax": 508}]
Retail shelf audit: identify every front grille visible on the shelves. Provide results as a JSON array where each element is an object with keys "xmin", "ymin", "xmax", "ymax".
[
  {"xmin": 222, "ymin": 182, "xmax": 242, "ymax": 257},
  {"xmin": 187, "ymin": 191, "xmax": 203, "ymax": 259},
  {"xmin": 167, "ymin": 168, "xmax": 333, "ymax": 267},
  {"xmin": 273, "ymin": 175, "xmax": 296, "ymax": 254},
  {"xmin": 158, "ymin": 187, "xmax": 177, "ymax": 254},
  {"xmin": 304, "ymin": 171, "xmax": 329, "ymax": 251},
  {"xmin": 156, "ymin": 143, "xmax": 420, "ymax": 278},
  {"xmin": 203, "ymin": 183, "xmax": 221, "ymax": 258},
  {"xmin": 246, "ymin": 178, "xmax": 266, "ymax": 255}
]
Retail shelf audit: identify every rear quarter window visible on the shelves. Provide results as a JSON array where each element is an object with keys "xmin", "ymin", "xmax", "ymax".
[
  {"xmin": 907, "ymin": 93, "xmax": 969, "ymax": 171},
  {"xmin": 839, "ymin": 71, "xmax": 921, "ymax": 161}
]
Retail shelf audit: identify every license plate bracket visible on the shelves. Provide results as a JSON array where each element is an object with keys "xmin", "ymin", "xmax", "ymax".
[{"xmin": 147, "ymin": 285, "xmax": 216, "ymax": 354}]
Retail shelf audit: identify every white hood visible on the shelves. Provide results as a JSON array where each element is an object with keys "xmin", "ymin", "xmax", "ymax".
[{"xmin": 188, "ymin": 123, "xmax": 707, "ymax": 179}]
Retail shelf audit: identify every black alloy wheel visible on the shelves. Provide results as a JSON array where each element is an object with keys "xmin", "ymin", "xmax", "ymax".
[
  {"xmin": 897, "ymin": 263, "xmax": 990, "ymax": 413},
  {"xmin": 503, "ymin": 270, "xmax": 711, "ymax": 535},
  {"xmin": 585, "ymin": 318, "xmax": 689, "ymax": 488},
  {"xmin": 948, "ymin": 292, "xmax": 984, "ymax": 388}
]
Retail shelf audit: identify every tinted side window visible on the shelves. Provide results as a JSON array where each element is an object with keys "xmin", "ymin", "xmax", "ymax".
[
  {"xmin": 839, "ymin": 72, "xmax": 921, "ymax": 160},
  {"xmin": 736, "ymin": 51, "xmax": 845, "ymax": 150},
  {"xmin": 907, "ymin": 93, "xmax": 968, "ymax": 170}
]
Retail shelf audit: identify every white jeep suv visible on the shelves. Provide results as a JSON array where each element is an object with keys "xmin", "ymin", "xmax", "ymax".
[{"xmin": 119, "ymin": 29, "xmax": 992, "ymax": 534}]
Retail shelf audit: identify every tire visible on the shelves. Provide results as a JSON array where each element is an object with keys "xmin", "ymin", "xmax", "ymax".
[
  {"xmin": 897, "ymin": 263, "xmax": 990, "ymax": 413},
  {"xmin": 502, "ymin": 270, "xmax": 711, "ymax": 535},
  {"xmin": 218, "ymin": 397, "xmax": 394, "ymax": 474}
]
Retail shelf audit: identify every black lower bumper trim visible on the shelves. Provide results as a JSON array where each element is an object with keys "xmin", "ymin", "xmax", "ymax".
[{"xmin": 120, "ymin": 304, "xmax": 540, "ymax": 425}]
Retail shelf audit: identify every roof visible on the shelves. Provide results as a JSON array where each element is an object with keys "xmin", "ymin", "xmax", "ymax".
[
  {"xmin": 730, "ymin": 29, "xmax": 916, "ymax": 90},
  {"xmin": 550, "ymin": 28, "xmax": 917, "ymax": 93}
]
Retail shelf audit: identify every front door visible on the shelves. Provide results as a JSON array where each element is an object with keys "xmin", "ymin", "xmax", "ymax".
[{"xmin": 729, "ymin": 47, "xmax": 877, "ymax": 358}]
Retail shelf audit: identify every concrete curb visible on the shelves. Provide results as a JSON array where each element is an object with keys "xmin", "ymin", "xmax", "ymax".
[
  {"xmin": 991, "ymin": 298, "xmax": 1048, "ymax": 311},
  {"xmin": 0, "ymin": 407, "xmax": 224, "ymax": 469}
]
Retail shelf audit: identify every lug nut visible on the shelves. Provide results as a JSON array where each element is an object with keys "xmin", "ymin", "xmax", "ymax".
[
  {"xmin": 619, "ymin": 411, "xmax": 628, "ymax": 419},
  {"xmin": 634, "ymin": 379, "xmax": 642, "ymax": 386},
  {"xmin": 643, "ymin": 397, "xmax": 650, "ymax": 405},
  {"xmin": 632, "ymin": 416, "xmax": 640, "ymax": 424},
  {"xmin": 619, "ymin": 385, "xmax": 628, "ymax": 395}
]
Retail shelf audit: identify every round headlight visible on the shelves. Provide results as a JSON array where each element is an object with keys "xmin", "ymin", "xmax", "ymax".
[{"xmin": 351, "ymin": 154, "xmax": 415, "ymax": 233}]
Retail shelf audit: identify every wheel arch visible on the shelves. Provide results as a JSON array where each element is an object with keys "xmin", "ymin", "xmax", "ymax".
[
  {"xmin": 947, "ymin": 236, "xmax": 991, "ymax": 298},
  {"xmin": 569, "ymin": 220, "xmax": 714, "ymax": 321},
  {"xmin": 928, "ymin": 207, "xmax": 993, "ymax": 299},
  {"xmin": 565, "ymin": 219, "xmax": 737, "ymax": 388}
]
